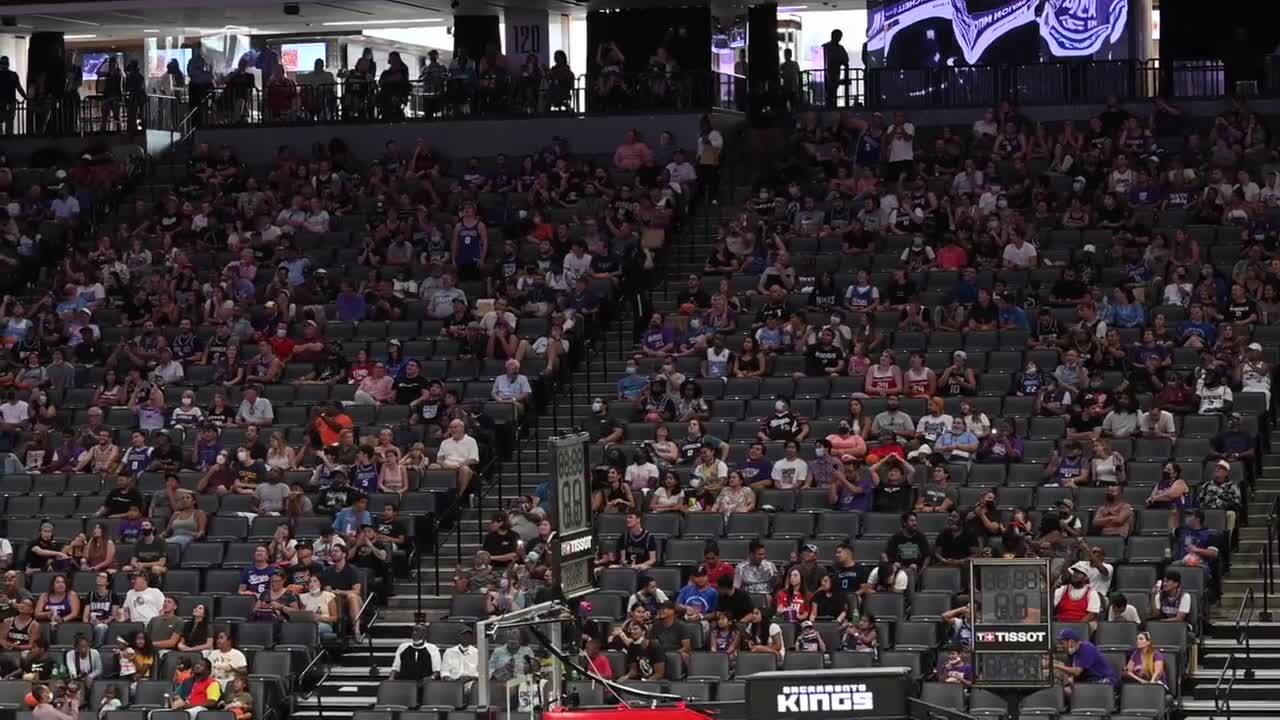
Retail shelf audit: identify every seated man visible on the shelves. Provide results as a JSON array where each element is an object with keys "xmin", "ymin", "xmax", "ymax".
[
  {"xmin": 321, "ymin": 546, "xmax": 365, "ymax": 642},
  {"xmin": 1053, "ymin": 628, "xmax": 1118, "ymax": 698},
  {"xmin": 433, "ymin": 419, "xmax": 480, "ymax": 497}
]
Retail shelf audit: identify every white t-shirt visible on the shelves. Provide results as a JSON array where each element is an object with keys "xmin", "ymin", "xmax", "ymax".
[
  {"xmin": 916, "ymin": 414, "xmax": 954, "ymax": 443},
  {"xmin": 300, "ymin": 589, "xmax": 336, "ymax": 617},
  {"xmin": 1002, "ymin": 241, "xmax": 1038, "ymax": 268},
  {"xmin": 771, "ymin": 458, "xmax": 809, "ymax": 489},
  {"xmin": 1197, "ymin": 384, "xmax": 1234, "ymax": 414},
  {"xmin": 204, "ymin": 647, "xmax": 249, "ymax": 685},
  {"xmin": 123, "ymin": 587, "xmax": 166, "ymax": 623},
  {"xmin": 438, "ymin": 435, "xmax": 480, "ymax": 466},
  {"xmin": 562, "ymin": 252, "xmax": 593, "ymax": 283},
  {"xmin": 887, "ymin": 124, "xmax": 915, "ymax": 162},
  {"xmin": 0, "ymin": 400, "xmax": 30, "ymax": 425},
  {"xmin": 865, "ymin": 567, "xmax": 910, "ymax": 592}
]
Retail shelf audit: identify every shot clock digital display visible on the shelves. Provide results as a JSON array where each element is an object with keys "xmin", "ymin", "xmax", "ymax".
[
  {"xmin": 970, "ymin": 559, "xmax": 1053, "ymax": 687},
  {"xmin": 549, "ymin": 433, "xmax": 596, "ymax": 599}
]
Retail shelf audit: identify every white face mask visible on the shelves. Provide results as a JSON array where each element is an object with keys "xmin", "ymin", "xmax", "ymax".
[
  {"xmin": 626, "ymin": 366, "xmax": 637, "ymax": 374},
  {"xmin": 775, "ymin": 401, "xmax": 787, "ymax": 413},
  {"xmin": 815, "ymin": 447, "xmax": 826, "ymax": 457},
  {"xmin": 276, "ymin": 329, "xmax": 287, "ymax": 338},
  {"xmin": 591, "ymin": 401, "xmax": 603, "ymax": 412}
]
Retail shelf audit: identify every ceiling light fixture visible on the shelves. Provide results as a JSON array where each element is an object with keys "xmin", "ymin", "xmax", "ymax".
[
  {"xmin": 322, "ymin": 18, "xmax": 442, "ymax": 25},
  {"xmin": 31, "ymin": 13, "xmax": 100, "ymax": 26},
  {"xmin": 64, "ymin": 34, "xmax": 99, "ymax": 39},
  {"xmin": 144, "ymin": 29, "xmax": 159, "ymax": 32},
  {"xmin": 778, "ymin": 5, "xmax": 809, "ymax": 10}
]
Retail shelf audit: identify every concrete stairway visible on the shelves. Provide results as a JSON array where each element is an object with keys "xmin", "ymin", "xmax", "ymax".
[{"xmin": 1183, "ymin": 438, "xmax": 1280, "ymax": 720}]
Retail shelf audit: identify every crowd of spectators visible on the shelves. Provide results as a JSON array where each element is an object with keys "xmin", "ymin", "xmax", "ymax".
[{"xmin": 548, "ymin": 94, "xmax": 1280, "ymax": 701}]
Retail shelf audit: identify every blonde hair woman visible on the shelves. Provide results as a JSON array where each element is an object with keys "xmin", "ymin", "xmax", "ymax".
[
  {"xmin": 266, "ymin": 432, "xmax": 295, "ymax": 471},
  {"xmin": 1124, "ymin": 631, "xmax": 1166, "ymax": 685}
]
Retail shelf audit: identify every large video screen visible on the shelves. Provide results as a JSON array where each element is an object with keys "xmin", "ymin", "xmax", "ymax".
[
  {"xmin": 149, "ymin": 48, "xmax": 192, "ymax": 77},
  {"xmin": 866, "ymin": 0, "xmax": 1130, "ymax": 68},
  {"xmin": 281, "ymin": 43, "xmax": 327, "ymax": 73}
]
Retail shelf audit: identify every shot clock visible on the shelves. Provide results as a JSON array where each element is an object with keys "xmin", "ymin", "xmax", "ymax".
[
  {"xmin": 969, "ymin": 559, "xmax": 1054, "ymax": 686},
  {"xmin": 549, "ymin": 433, "xmax": 596, "ymax": 599}
]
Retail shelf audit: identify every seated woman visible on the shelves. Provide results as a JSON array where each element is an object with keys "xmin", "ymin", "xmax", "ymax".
[
  {"xmin": 35, "ymin": 573, "xmax": 81, "ymax": 624},
  {"xmin": 299, "ymin": 575, "xmax": 340, "ymax": 638},
  {"xmin": 1124, "ymin": 631, "xmax": 1166, "ymax": 685},
  {"xmin": 647, "ymin": 470, "xmax": 687, "ymax": 514},
  {"xmin": 116, "ymin": 630, "xmax": 157, "ymax": 686},
  {"xmin": 155, "ymin": 602, "xmax": 213, "ymax": 653},
  {"xmin": 711, "ymin": 471, "xmax": 755, "ymax": 517}
]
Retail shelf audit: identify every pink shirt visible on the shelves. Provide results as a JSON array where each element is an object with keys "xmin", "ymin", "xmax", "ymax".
[
  {"xmin": 613, "ymin": 142, "xmax": 653, "ymax": 171},
  {"xmin": 358, "ymin": 375, "xmax": 395, "ymax": 403}
]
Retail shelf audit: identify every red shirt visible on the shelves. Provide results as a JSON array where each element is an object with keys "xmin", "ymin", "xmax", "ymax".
[
  {"xmin": 874, "ymin": 442, "xmax": 906, "ymax": 461},
  {"xmin": 700, "ymin": 560, "xmax": 735, "ymax": 588},
  {"xmin": 267, "ymin": 336, "xmax": 296, "ymax": 361},
  {"xmin": 588, "ymin": 653, "xmax": 613, "ymax": 679},
  {"xmin": 936, "ymin": 245, "xmax": 969, "ymax": 270},
  {"xmin": 348, "ymin": 363, "xmax": 372, "ymax": 385}
]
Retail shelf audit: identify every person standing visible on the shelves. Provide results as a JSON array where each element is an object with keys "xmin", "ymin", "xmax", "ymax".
[
  {"xmin": 0, "ymin": 56, "xmax": 28, "ymax": 136},
  {"xmin": 821, "ymin": 30, "xmax": 849, "ymax": 109}
]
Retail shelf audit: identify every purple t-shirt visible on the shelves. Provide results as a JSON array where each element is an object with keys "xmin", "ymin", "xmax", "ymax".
[
  {"xmin": 836, "ymin": 471, "xmax": 875, "ymax": 512},
  {"xmin": 1126, "ymin": 649, "xmax": 1166, "ymax": 682},
  {"xmin": 1071, "ymin": 641, "xmax": 1119, "ymax": 686},
  {"xmin": 642, "ymin": 327, "xmax": 673, "ymax": 352}
]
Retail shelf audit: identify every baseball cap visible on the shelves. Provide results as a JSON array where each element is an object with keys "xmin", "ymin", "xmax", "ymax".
[
  {"xmin": 1217, "ymin": 459, "xmax": 1232, "ymax": 470},
  {"xmin": 953, "ymin": 350, "xmax": 967, "ymax": 360},
  {"xmin": 802, "ymin": 543, "xmax": 819, "ymax": 555},
  {"xmin": 1082, "ymin": 244, "xmax": 1097, "ymax": 253},
  {"xmin": 1057, "ymin": 629, "xmax": 1081, "ymax": 642},
  {"xmin": 1068, "ymin": 560, "xmax": 1094, "ymax": 578},
  {"xmin": 1249, "ymin": 342, "xmax": 1263, "ymax": 351}
]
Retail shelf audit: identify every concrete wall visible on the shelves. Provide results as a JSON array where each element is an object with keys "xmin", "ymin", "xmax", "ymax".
[{"xmin": 193, "ymin": 113, "xmax": 709, "ymax": 163}]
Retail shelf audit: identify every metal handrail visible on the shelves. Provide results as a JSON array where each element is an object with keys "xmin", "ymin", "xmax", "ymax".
[
  {"xmin": 1214, "ymin": 652, "xmax": 1237, "ymax": 718},
  {"xmin": 908, "ymin": 697, "xmax": 979, "ymax": 720},
  {"xmin": 298, "ymin": 648, "xmax": 329, "ymax": 682},
  {"xmin": 1263, "ymin": 497, "xmax": 1280, "ymax": 622},
  {"xmin": 1234, "ymin": 587, "xmax": 1255, "ymax": 680}
]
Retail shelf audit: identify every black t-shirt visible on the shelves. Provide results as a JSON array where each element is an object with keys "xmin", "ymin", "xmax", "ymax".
[
  {"xmin": 971, "ymin": 302, "xmax": 998, "ymax": 326},
  {"xmin": 716, "ymin": 588, "xmax": 755, "ymax": 621},
  {"xmin": 321, "ymin": 563, "xmax": 360, "ymax": 591},
  {"xmin": 653, "ymin": 619, "xmax": 690, "ymax": 652},
  {"xmin": 1225, "ymin": 298, "xmax": 1258, "ymax": 323},
  {"xmin": 585, "ymin": 413, "xmax": 621, "ymax": 442},
  {"xmin": 626, "ymin": 641, "xmax": 665, "ymax": 677},
  {"xmin": 830, "ymin": 562, "xmax": 866, "ymax": 594},
  {"xmin": 0, "ymin": 70, "xmax": 20, "ymax": 102},
  {"xmin": 885, "ymin": 530, "xmax": 930, "ymax": 566},
  {"xmin": 395, "ymin": 375, "xmax": 430, "ymax": 405},
  {"xmin": 935, "ymin": 528, "xmax": 978, "ymax": 561},
  {"xmin": 765, "ymin": 411, "xmax": 802, "ymax": 441},
  {"xmin": 755, "ymin": 302, "xmax": 789, "ymax": 325},
  {"xmin": 807, "ymin": 345, "xmax": 844, "ymax": 374},
  {"xmin": 134, "ymin": 538, "xmax": 167, "ymax": 564},
  {"xmin": 483, "ymin": 530, "xmax": 519, "ymax": 566},
  {"xmin": 288, "ymin": 562, "xmax": 318, "ymax": 589},
  {"xmin": 874, "ymin": 481, "xmax": 913, "ymax": 515},
  {"xmin": 377, "ymin": 519, "xmax": 408, "ymax": 543},
  {"xmin": 104, "ymin": 488, "xmax": 145, "ymax": 516},
  {"xmin": 615, "ymin": 530, "xmax": 658, "ymax": 565},
  {"xmin": 1068, "ymin": 410, "xmax": 1103, "ymax": 435},
  {"xmin": 319, "ymin": 484, "xmax": 355, "ymax": 513}
]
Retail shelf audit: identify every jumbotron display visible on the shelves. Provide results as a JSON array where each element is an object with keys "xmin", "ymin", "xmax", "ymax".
[{"xmin": 866, "ymin": 0, "xmax": 1130, "ymax": 67}]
